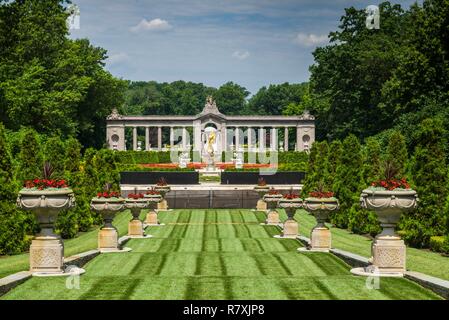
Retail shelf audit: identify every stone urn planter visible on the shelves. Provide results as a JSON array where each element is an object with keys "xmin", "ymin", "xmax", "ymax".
[
  {"xmin": 124, "ymin": 196, "xmax": 151, "ymax": 238},
  {"xmin": 90, "ymin": 195, "xmax": 132, "ymax": 253},
  {"xmin": 262, "ymin": 192, "xmax": 283, "ymax": 225},
  {"xmin": 154, "ymin": 185, "xmax": 171, "ymax": 211},
  {"xmin": 17, "ymin": 188, "xmax": 79, "ymax": 275},
  {"xmin": 301, "ymin": 197, "xmax": 339, "ymax": 252},
  {"xmin": 144, "ymin": 192, "xmax": 163, "ymax": 226},
  {"xmin": 351, "ymin": 188, "xmax": 418, "ymax": 277},
  {"xmin": 277, "ymin": 197, "xmax": 303, "ymax": 239},
  {"xmin": 254, "ymin": 185, "xmax": 270, "ymax": 211}
]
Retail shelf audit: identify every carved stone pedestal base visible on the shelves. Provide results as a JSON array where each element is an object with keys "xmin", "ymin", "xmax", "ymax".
[
  {"xmin": 265, "ymin": 210, "xmax": 280, "ymax": 225},
  {"xmin": 98, "ymin": 227, "xmax": 132, "ymax": 253},
  {"xmin": 274, "ymin": 219, "xmax": 298, "ymax": 239},
  {"xmin": 350, "ymin": 235, "xmax": 406, "ymax": 277},
  {"xmin": 157, "ymin": 199, "xmax": 169, "ymax": 211},
  {"xmin": 256, "ymin": 199, "xmax": 267, "ymax": 211},
  {"xmin": 30, "ymin": 236, "xmax": 64, "ymax": 274},
  {"xmin": 145, "ymin": 211, "xmax": 159, "ymax": 225},
  {"xmin": 311, "ymin": 227, "xmax": 331, "ymax": 251},
  {"xmin": 128, "ymin": 219, "xmax": 144, "ymax": 237}
]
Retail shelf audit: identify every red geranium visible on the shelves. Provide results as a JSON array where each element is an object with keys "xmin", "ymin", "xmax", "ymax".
[
  {"xmin": 146, "ymin": 190, "xmax": 160, "ymax": 195},
  {"xmin": 267, "ymin": 188, "xmax": 279, "ymax": 195},
  {"xmin": 309, "ymin": 191, "xmax": 334, "ymax": 198},
  {"xmin": 371, "ymin": 178, "xmax": 410, "ymax": 190},
  {"xmin": 97, "ymin": 191, "xmax": 120, "ymax": 198},
  {"xmin": 24, "ymin": 179, "xmax": 68, "ymax": 190},
  {"xmin": 284, "ymin": 193, "xmax": 300, "ymax": 199},
  {"xmin": 128, "ymin": 193, "xmax": 144, "ymax": 199}
]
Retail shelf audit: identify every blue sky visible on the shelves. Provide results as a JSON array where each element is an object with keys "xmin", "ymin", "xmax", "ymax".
[{"xmin": 68, "ymin": 0, "xmax": 417, "ymax": 95}]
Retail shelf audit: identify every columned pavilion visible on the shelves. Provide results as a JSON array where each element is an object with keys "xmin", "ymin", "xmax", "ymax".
[{"xmin": 106, "ymin": 97, "xmax": 315, "ymax": 154}]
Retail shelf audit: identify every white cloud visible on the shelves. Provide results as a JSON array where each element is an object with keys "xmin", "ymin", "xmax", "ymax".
[
  {"xmin": 232, "ymin": 50, "xmax": 250, "ymax": 60},
  {"xmin": 130, "ymin": 18, "xmax": 173, "ymax": 32},
  {"xmin": 293, "ymin": 32, "xmax": 328, "ymax": 47},
  {"xmin": 106, "ymin": 53, "xmax": 129, "ymax": 65}
]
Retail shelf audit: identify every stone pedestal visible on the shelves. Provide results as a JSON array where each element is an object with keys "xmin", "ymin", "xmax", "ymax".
[
  {"xmin": 145, "ymin": 210, "xmax": 159, "ymax": 225},
  {"xmin": 282, "ymin": 219, "xmax": 298, "ymax": 238},
  {"xmin": 98, "ymin": 227, "xmax": 119, "ymax": 251},
  {"xmin": 311, "ymin": 227, "xmax": 331, "ymax": 251},
  {"xmin": 128, "ymin": 219, "xmax": 144, "ymax": 237},
  {"xmin": 371, "ymin": 236, "xmax": 406, "ymax": 274},
  {"xmin": 157, "ymin": 199, "xmax": 168, "ymax": 211},
  {"xmin": 265, "ymin": 210, "xmax": 280, "ymax": 225},
  {"xmin": 256, "ymin": 199, "xmax": 267, "ymax": 211},
  {"xmin": 30, "ymin": 235, "xmax": 64, "ymax": 274}
]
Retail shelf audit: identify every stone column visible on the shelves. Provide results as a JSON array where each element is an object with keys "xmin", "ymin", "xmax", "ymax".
[
  {"xmin": 235, "ymin": 127, "xmax": 240, "ymax": 151},
  {"xmin": 194, "ymin": 121, "xmax": 202, "ymax": 152},
  {"xmin": 170, "ymin": 127, "xmax": 174, "ymax": 148},
  {"xmin": 270, "ymin": 128, "xmax": 278, "ymax": 151},
  {"xmin": 221, "ymin": 126, "xmax": 227, "ymax": 152},
  {"xmin": 296, "ymin": 126, "xmax": 301, "ymax": 151},
  {"xmin": 182, "ymin": 126, "xmax": 187, "ymax": 149},
  {"xmin": 157, "ymin": 126, "xmax": 162, "ymax": 151},
  {"xmin": 133, "ymin": 127, "xmax": 138, "ymax": 151},
  {"xmin": 247, "ymin": 127, "xmax": 252, "ymax": 151},
  {"xmin": 284, "ymin": 127, "xmax": 289, "ymax": 151},
  {"xmin": 259, "ymin": 127, "xmax": 265, "ymax": 151},
  {"xmin": 145, "ymin": 127, "xmax": 150, "ymax": 151}
]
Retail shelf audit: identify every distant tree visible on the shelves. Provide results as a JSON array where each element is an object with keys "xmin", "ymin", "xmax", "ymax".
[
  {"xmin": 213, "ymin": 82, "xmax": 249, "ymax": 115},
  {"xmin": 44, "ymin": 136, "xmax": 66, "ymax": 178}
]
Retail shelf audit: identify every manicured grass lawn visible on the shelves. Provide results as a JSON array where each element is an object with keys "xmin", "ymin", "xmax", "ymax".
[
  {"xmin": 0, "ymin": 211, "xmax": 133, "ymax": 279},
  {"xmin": 2, "ymin": 210, "xmax": 440, "ymax": 300},
  {"xmin": 292, "ymin": 210, "xmax": 449, "ymax": 281}
]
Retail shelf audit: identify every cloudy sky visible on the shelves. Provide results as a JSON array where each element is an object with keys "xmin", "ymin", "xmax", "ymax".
[{"xmin": 68, "ymin": 0, "xmax": 417, "ymax": 94}]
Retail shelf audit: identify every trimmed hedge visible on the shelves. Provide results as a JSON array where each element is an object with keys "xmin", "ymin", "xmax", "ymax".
[{"xmin": 429, "ymin": 236, "xmax": 449, "ymax": 254}]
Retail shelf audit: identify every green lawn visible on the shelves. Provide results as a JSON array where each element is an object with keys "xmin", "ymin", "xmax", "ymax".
[
  {"xmin": 1, "ymin": 210, "xmax": 440, "ymax": 300},
  {"xmin": 0, "ymin": 210, "xmax": 133, "ymax": 279},
  {"xmin": 292, "ymin": 210, "xmax": 449, "ymax": 281}
]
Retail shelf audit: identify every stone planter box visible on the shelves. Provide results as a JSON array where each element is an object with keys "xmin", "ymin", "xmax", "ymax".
[
  {"xmin": 143, "ymin": 194, "xmax": 163, "ymax": 226},
  {"xmin": 90, "ymin": 197, "xmax": 131, "ymax": 253},
  {"xmin": 262, "ymin": 193, "xmax": 283, "ymax": 226},
  {"xmin": 302, "ymin": 197, "xmax": 339, "ymax": 252},
  {"xmin": 254, "ymin": 185, "xmax": 270, "ymax": 211},
  {"xmin": 121, "ymin": 171, "xmax": 199, "ymax": 185},
  {"xmin": 351, "ymin": 188, "xmax": 418, "ymax": 277},
  {"xmin": 16, "ymin": 188, "xmax": 75, "ymax": 275},
  {"xmin": 277, "ymin": 198, "xmax": 303, "ymax": 238},
  {"xmin": 124, "ymin": 198, "xmax": 150, "ymax": 238},
  {"xmin": 154, "ymin": 185, "xmax": 171, "ymax": 211}
]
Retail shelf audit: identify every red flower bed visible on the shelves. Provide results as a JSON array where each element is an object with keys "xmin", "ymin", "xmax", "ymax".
[
  {"xmin": 145, "ymin": 190, "xmax": 160, "ymax": 195},
  {"xmin": 96, "ymin": 191, "xmax": 121, "ymax": 198},
  {"xmin": 371, "ymin": 178, "xmax": 410, "ymax": 190},
  {"xmin": 309, "ymin": 191, "xmax": 334, "ymax": 198},
  {"xmin": 24, "ymin": 179, "xmax": 68, "ymax": 190},
  {"xmin": 267, "ymin": 188, "xmax": 280, "ymax": 195},
  {"xmin": 284, "ymin": 193, "xmax": 300, "ymax": 199},
  {"xmin": 127, "ymin": 193, "xmax": 144, "ymax": 199}
]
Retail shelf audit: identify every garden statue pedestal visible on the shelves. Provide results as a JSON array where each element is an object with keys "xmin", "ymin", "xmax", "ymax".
[
  {"xmin": 262, "ymin": 193, "xmax": 283, "ymax": 226},
  {"xmin": 17, "ymin": 189, "xmax": 84, "ymax": 276},
  {"xmin": 276, "ymin": 198, "xmax": 303, "ymax": 239},
  {"xmin": 125, "ymin": 198, "xmax": 151, "ymax": 238},
  {"xmin": 350, "ymin": 189, "xmax": 418, "ymax": 277},
  {"xmin": 144, "ymin": 193, "xmax": 163, "ymax": 226},
  {"xmin": 300, "ymin": 197, "xmax": 339, "ymax": 252},
  {"xmin": 91, "ymin": 197, "xmax": 132, "ymax": 253},
  {"xmin": 155, "ymin": 185, "xmax": 171, "ymax": 211},
  {"xmin": 254, "ymin": 185, "xmax": 270, "ymax": 211}
]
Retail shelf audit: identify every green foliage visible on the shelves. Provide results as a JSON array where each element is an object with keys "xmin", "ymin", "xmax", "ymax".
[
  {"xmin": 0, "ymin": 123, "xmax": 16, "ymax": 200},
  {"xmin": 302, "ymin": 141, "xmax": 331, "ymax": 195},
  {"xmin": 0, "ymin": 202, "xmax": 31, "ymax": 255},
  {"xmin": 64, "ymin": 137, "xmax": 82, "ymax": 174},
  {"xmin": 332, "ymin": 135, "xmax": 364, "ymax": 228},
  {"xmin": 400, "ymin": 118, "xmax": 448, "ymax": 247},
  {"xmin": 212, "ymin": 82, "xmax": 250, "ymax": 115},
  {"xmin": 384, "ymin": 130, "xmax": 407, "ymax": 179},
  {"xmin": 362, "ymin": 137, "xmax": 382, "ymax": 183},
  {"xmin": 44, "ymin": 136, "xmax": 66, "ymax": 178},
  {"xmin": 17, "ymin": 128, "xmax": 42, "ymax": 181}
]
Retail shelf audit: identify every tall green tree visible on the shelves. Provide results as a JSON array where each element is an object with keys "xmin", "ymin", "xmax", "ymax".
[
  {"xmin": 213, "ymin": 82, "xmax": 250, "ymax": 115},
  {"xmin": 332, "ymin": 134, "xmax": 364, "ymax": 228},
  {"xmin": 401, "ymin": 118, "xmax": 448, "ymax": 247},
  {"xmin": 17, "ymin": 128, "xmax": 42, "ymax": 181}
]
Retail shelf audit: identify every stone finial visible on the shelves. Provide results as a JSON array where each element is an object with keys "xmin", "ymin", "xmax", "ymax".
[
  {"xmin": 201, "ymin": 96, "xmax": 221, "ymax": 115},
  {"xmin": 301, "ymin": 109, "xmax": 315, "ymax": 120},
  {"xmin": 107, "ymin": 108, "xmax": 123, "ymax": 120}
]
